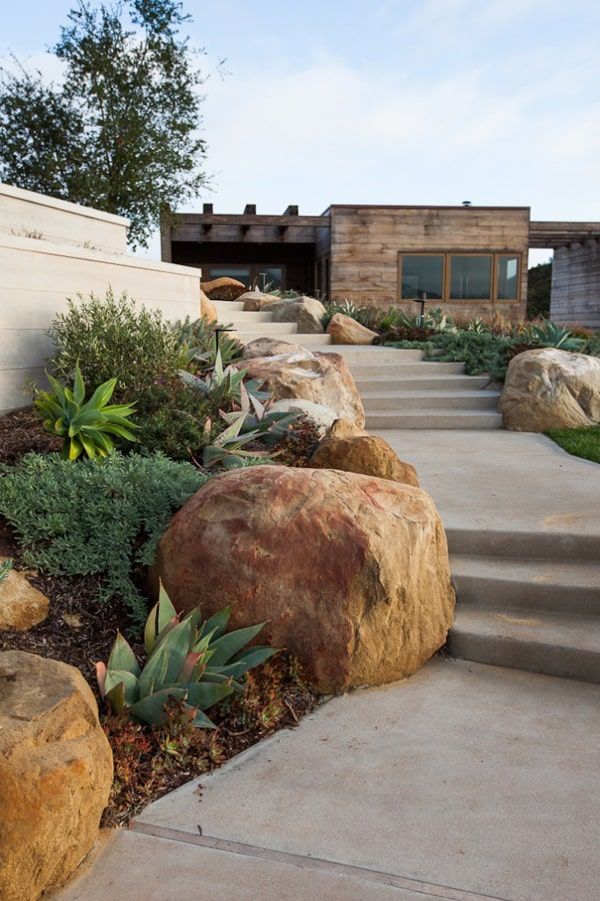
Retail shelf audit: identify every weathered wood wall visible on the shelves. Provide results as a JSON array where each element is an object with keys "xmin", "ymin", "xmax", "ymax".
[
  {"xmin": 550, "ymin": 239, "xmax": 600, "ymax": 329},
  {"xmin": 329, "ymin": 205, "xmax": 530, "ymax": 318}
]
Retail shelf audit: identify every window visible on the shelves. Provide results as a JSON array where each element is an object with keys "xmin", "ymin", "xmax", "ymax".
[
  {"xmin": 397, "ymin": 252, "xmax": 521, "ymax": 303},
  {"xmin": 204, "ymin": 264, "xmax": 285, "ymax": 290},
  {"xmin": 450, "ymin": 255, "xmax": 492, "ymax": 300},
  {"xmin": 400, "ymin": 255, "xmax": 444, "ymax": 300},
  {"xmin": 497, "ymin": 256, "xmax": 519, "ymax": 300}
]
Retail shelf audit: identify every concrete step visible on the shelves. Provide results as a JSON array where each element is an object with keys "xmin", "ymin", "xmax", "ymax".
[
  {"xmin": 361, "ymin": 390, "xmax": 501, "ymax": 412},
  {"xmin": 235, "ymin": 332, "xmax": 332, "ymax": 347},
  {"xmin": 216, "ymin": 310, "xmax": 273, "ymax": 324},
  {"xmin": 448, "ymin": 607, "xmax": 600, "ymax": 683},
  {"xmin": 446, "ymin": 528, "xmax": 600, "ymax": 562},
  {"xmin": 329, "ymin": 348, "xmax": 425, "ymax": 363},
  {"xmin": 350, "ymin": 362, "xmax": 467, "ymax": 378},
  {"xmin": 366, "ymin": 410, "xmax": 503, "ymax": 429},
  {"xmin": 229, "ymin": 322, "xmax": 299, "ymax": 336},
  {"xmin": 451, "ymin": 555, "xmax": 600, "ymax": 616},
  {"xmin": 355, "ymin": 374, "xmax": 491, "ymax": 392},
  {"xmin": 212, "ymin": 300, "xmax": 245, "ymax": 312}
]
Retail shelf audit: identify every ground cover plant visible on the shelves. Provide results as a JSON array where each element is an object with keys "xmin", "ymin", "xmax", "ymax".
[{"xmin": 0, "ymin": 452, "xmax": 206, "ymax": 623}]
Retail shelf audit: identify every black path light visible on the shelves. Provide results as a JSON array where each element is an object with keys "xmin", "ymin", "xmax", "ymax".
[
  {"xmin": 214, "ymin": 325, "xmax": 236, "ymax": 355},
  {"xmin": 414, "ymin": 290, "xmax": 428, "ymax": 327}
]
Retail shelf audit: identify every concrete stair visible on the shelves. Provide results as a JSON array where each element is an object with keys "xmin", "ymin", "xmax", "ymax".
[
  {"xmin": 214, "ymin": 299, "xmax": 502, "ymax": 430},
  {"xmin": 447, "ymin": 536, "xmax": 600, "ymax": 683}
]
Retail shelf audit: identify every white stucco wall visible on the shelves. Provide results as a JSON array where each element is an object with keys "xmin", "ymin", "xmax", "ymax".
[{"xmin": 0, "ymin": 189, "xmax": 202, "ymax": 412}]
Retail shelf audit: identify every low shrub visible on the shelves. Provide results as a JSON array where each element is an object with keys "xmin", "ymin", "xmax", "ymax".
[
  {"xmin": 387, "ymin": 331, "xmax": 515, "ymax": 382},
  {"xmin": 0, "ymin": 453, "xmax": 206, "ymax": 623}
]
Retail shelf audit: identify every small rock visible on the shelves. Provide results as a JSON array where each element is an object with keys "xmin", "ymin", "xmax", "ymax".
[
  {"xmin": 62, "ymin": 613, "xmax": 83, "ymax": 629},
  {"xmin": 239, "ymin": 291, "xmax": 279, "ymax": 312},
  {"xmin": 268, "ymin": 296, "xmax": 326, "ymax": 334},
  {"xmin": 310, "ymin": 433, "xmax": 420, "ymax": 486},
  {"xmin": 242, "ymin": 337, "xmax": 306, "ymax": 359},
  {"xmin": 201, "ymin": 277, "xmax": 247, "ymax": 301},
  {"xmin": 0, "ymin": 560, "xmax": 49, "ymax": 631},
  {"xmin": 327, "ymin": 313, "xmax": 377, "ymax": 345}
]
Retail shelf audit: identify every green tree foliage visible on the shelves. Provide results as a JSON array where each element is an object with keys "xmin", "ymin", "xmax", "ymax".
[
  {"xmin": 0, "ymin": 0, "xmax": 208, "ymax": 247},
  {"xmin": 527, "ymin": 260, "xmax": 552, "ymax": 319}
]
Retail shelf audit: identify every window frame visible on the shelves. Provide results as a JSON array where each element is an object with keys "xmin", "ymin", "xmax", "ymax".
[
  {"xmin": 203, "ymin": 263, "xmax": 287, "ymax": 291},
  {"xmin": 397, "ymin": 251, "xmax": 522, "ymax": 304}
]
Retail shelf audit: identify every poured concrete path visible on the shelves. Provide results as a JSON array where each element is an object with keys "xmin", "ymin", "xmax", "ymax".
[
  {"xmin": 59, "ymin": 659, "xmax": 600, "ymax": 901},
  {"xmin": 377, "ymin": 429, "xmax": 600, "ymax": 541}
]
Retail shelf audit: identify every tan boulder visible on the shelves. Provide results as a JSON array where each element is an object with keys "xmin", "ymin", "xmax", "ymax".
[
  {"xmin": 500, "ymin": 348, "xmax": 600, "ymax": 431},
  {"xmin": 268, "ymin": 297, "xmax": 326, "ymax": 333},
  {"xmin": 242, "ymin": 337, "xmax": 306, "ymax": 359},
  {"xmin": 0, "ymin": 651, "xmax": 113, "ymax": 901},
  {"xmin": 243, "ymin": 351, "xmax": 365, "ymax": 428},
  {"xmin": 201, "ymin": 277, "xmax": 246, "ymax": 301},
  {"xmin": 156, "ymin": 465, "xmax": 455, "ymax": 694},
  {"xmin": 310, "ymin": 433, "xmax": 419, "ymax": 486},
  {"xmin": 327, "ymin": 312, "xmax": 377, "ymax": 345},
  {"xmin": 239, "ymin": 291, "xmax": 279, "ymax": 312},
  {"xmin": 200, "ymin": 289, "xmax": 218, "ymax": 323},
  {"xmin": 327, "ymin": 418, "xmax": 368, "ymax": 439},
  {"xmin": 0, "ymin": 560, "xmax": 49, "ymax": 631}
]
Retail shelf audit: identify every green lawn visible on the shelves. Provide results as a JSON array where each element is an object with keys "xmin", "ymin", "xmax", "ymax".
[{"xmin": 546, "ymin": 425, "xmax": 600, "ymax": 464}]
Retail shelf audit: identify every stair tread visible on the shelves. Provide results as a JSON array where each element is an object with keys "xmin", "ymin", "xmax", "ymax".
[
  {"xmin": 452, "ymin": 606, "xmax": 600, "ymax": 653},
  {"xmin": 361, "ymin": 390, "xmax": 502, "ymax": 399},
  {"xmin": 451, "ymin": 554, "xmax": 600, "ymax": 589}
]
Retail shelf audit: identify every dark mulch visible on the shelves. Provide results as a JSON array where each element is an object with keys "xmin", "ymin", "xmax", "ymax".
[
  {"xmin": 275, "ymin": 420, "xmax": 321, "ymax": 467},
  {"xmin": 0, "ymin": 406, "xmax": 62, "ymax": 465}
]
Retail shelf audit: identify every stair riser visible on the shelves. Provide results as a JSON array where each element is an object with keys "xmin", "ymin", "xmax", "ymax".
[
  {"xmin": 233, "ymin": 323, "xmax": 299, "ymax": 335},
  {"xmin": 355, "ymin": 377, "xmax": 491, "ymax": 392},
  {"xmin": 362, "ymin": 394, "xmax": 500, "ymax": 412},
  {"xmin": 350, "ymin": 363, "xmax": 466, "ymax": 377},
  {"xmin": 366, "ymin": 413, "xmax": 503, "ymax": 429},
  {"xmin": 332, "ymin": 349, "xmax": 425, "ymax": 363},
  {"xmin": 212, "ymin": 300, "xmax": 244, "ymax": 311},
  {"xmin": 447, "ymin": 631, "xmax": 600, "ymax": 684},
  {"xmin": 453, "ymin": 575, "xmax": 600, "ymax": 617},
  {"xmin": 447, "ymin": 529, "xmax": 600, "ymax": 562},
  {"xmin": 216, "ymin": 312, "xmax": 273, "ymax": 323},
  {"xmin": 236, "ymin": 334, "xmax": 332, "ymax": 347}
]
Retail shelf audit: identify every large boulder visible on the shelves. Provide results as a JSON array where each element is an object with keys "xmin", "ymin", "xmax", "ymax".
[
  {"xmin": 242, "ymin": 337, "xmax": 306, "ymax": 359},
  {"xmin": 500, "ymin": 348, "xmax": 600, "ymax": 431},
  {"xmin": 269, "ymin": 398, "xmax": 338, "ymax": 437},
  {"xmin": 155, "ymin": 466, "xmax": 455, "ymax": 694},
  {"xmin": 240, "ymin": 291, "xmax": 279, "ymax": 312},
  {"xmin": 200, "ymin": 289, "xmax": 218, "ymax": 324},
  {"xmin": 310, "ymin": 433, "xmax": 419, "ymax": 486},
  {"xmin": 0, "ymin": 561, "xmax": 49, "ymax": 631},
  {"xmin": 201, "ymin": 277, "xmax": 247, "ymax": 301},
  {"xmin": 0, "ymin": 651, "xmax": 113, "ymax": 901},
  {"xmin": 327, "ymin": 313, "xmax": 377, "ymax": 345},
  {"xmin": 268, "ymin": 297, "xmax": 326, "ymax": 333},
  {"xmin": 243, "ymin": 351, "xmax": 365, "ymax": 428}
]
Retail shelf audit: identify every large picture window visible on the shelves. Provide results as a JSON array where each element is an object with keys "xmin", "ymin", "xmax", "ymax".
[
  {"xmin": 450, "ymin": 255, "xmax": 492, "ymax": 300},
  {"xmin": 398, "ymin": 252, "xmax": 520, "ymax": 303},
  {"xmin": 400, "ymin": 255, "xmax": 444, "ymax": 300}
]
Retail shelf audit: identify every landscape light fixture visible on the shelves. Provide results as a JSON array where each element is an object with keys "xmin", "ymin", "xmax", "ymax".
[
  {"xmin": 414, "ymin": 290, "xmax": 428, "ymax": 326},
  {"xmin": 214, "ymin": 325, "xmax": 236, "ymax": 354}
]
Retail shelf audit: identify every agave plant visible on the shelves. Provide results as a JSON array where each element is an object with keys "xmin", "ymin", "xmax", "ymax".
[
  {"xmin": 172, "ymin": 316, "xmax": 242, "ymax": 370},
  {"xmin": 221, "ymin": 381, "xmax": 299, "ymax": 447},
  {"xmin": 180, "ymin": 349, "xmax": 269, "ymax": 408},
  {"xmin": 34, "ymin": 364, "xmax": 138, "ymax": 460},
  {"xmin": 96, "ymin": 584, "xmax": 277, "ymax": 727},
  {"xmin": 201, "ymin": 413, "xmax": 274, "ymax": 469},
  {"xmin": 526, "ymin": 320, "xmax": 585, "ymax": 351}
]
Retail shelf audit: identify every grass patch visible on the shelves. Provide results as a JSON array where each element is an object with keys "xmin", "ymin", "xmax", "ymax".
[{"xmin": 546, "ymin": 426, "xmax": 600, "ymax": 464}]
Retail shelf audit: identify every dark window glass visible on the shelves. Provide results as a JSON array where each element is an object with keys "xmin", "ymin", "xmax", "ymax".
[
  {"xmin": 497, "ymin": 256, "xmax": 519, "ymax": 300},
  {"xmin": 257, "ymin": 267, "xmax": 283, "ymax": 291},
  {"xmin": 450, "ymin": 255, "xmax": 491, "ymax": 300},
  {"xmin": 401, "ymin": 255, "xmax": 444, "ymax": 299},
  {"xmin": 207, "ymin": 266, "xmax": 252, "ymax": 287}
]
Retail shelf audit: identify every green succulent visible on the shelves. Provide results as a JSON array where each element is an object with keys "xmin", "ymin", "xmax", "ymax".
[
  {"xmin": 96, "ymin": 583, "xmax": 277, "ymax": 727},
  {"xmin": 34, "ymin": 364, "xmax": 138, "ymax": 460},
  {"xmin": 179, "ymin": 349, "xmax": 268, "ymax": 409},
  {"xmin": 220, "ymin": 381, "xmax": 299, "ymax": 448},
  {"xmin": 526, "ymin": 320, "xmax": 585, "ymax": 351},
  {"xmin": 172, "ymin": 315, "xmax": 243, "ymax": 370}
]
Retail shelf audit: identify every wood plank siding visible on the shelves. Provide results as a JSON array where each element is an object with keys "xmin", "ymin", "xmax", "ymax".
[
  {"xmin": 328, "ymin": 205, "xmax": 530, "ymax": 317},
  {"xmin": 550, "ymin": 239, "xmax": 600, "ymax": 329}
]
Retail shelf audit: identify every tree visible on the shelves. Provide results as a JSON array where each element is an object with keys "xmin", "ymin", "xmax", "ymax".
[
  {"xmin": 0, "ymin": 0, "xmax": 208, "ymax": 247},
  {"xmin": 527, "ymin": 260, "xmax": 552, "ymax": 320}
]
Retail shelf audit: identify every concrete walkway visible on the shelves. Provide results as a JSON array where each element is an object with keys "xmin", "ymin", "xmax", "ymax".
[{"xmin": 59, "ymin": 658, "xmax": 600, "ymax": 901}]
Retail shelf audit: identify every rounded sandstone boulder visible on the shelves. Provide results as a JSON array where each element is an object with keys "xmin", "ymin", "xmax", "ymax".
[
  {"xmin": 500, "ymin": 347, "xmax": 600, "ymax": 431},
  {"xmin": 243, "ymin": 350, "xmax": 366, "ymax": 428},
  {"xmin": 310, "ymin": 433, "xmax": 419, "ymax": 486},
  {"xmin": 200, "ymin": 289, "xmax": 218, "ymax": 323},
  {"xmin": 0, "ymin": 561, "xmax": 50, "ymax": 631},
  {"xmin": 0, "ymin": 651, "xmax": 113, "ymax": 901},
  {"xmin": 201, "ymin": 276, "xmax": 247, "ymax": 301},
  {"xmin": 327, "ymin": 312, "xmax": 377, "ymax": 345},
  {"xmin": 156, "ymin": 466, "xmax": 455, "ymax": 694}
]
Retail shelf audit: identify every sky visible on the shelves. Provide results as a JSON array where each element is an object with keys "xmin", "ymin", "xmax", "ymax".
[{"xmin": 2, "ymin": 0, "xmax": 600, "ymax": 263}]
